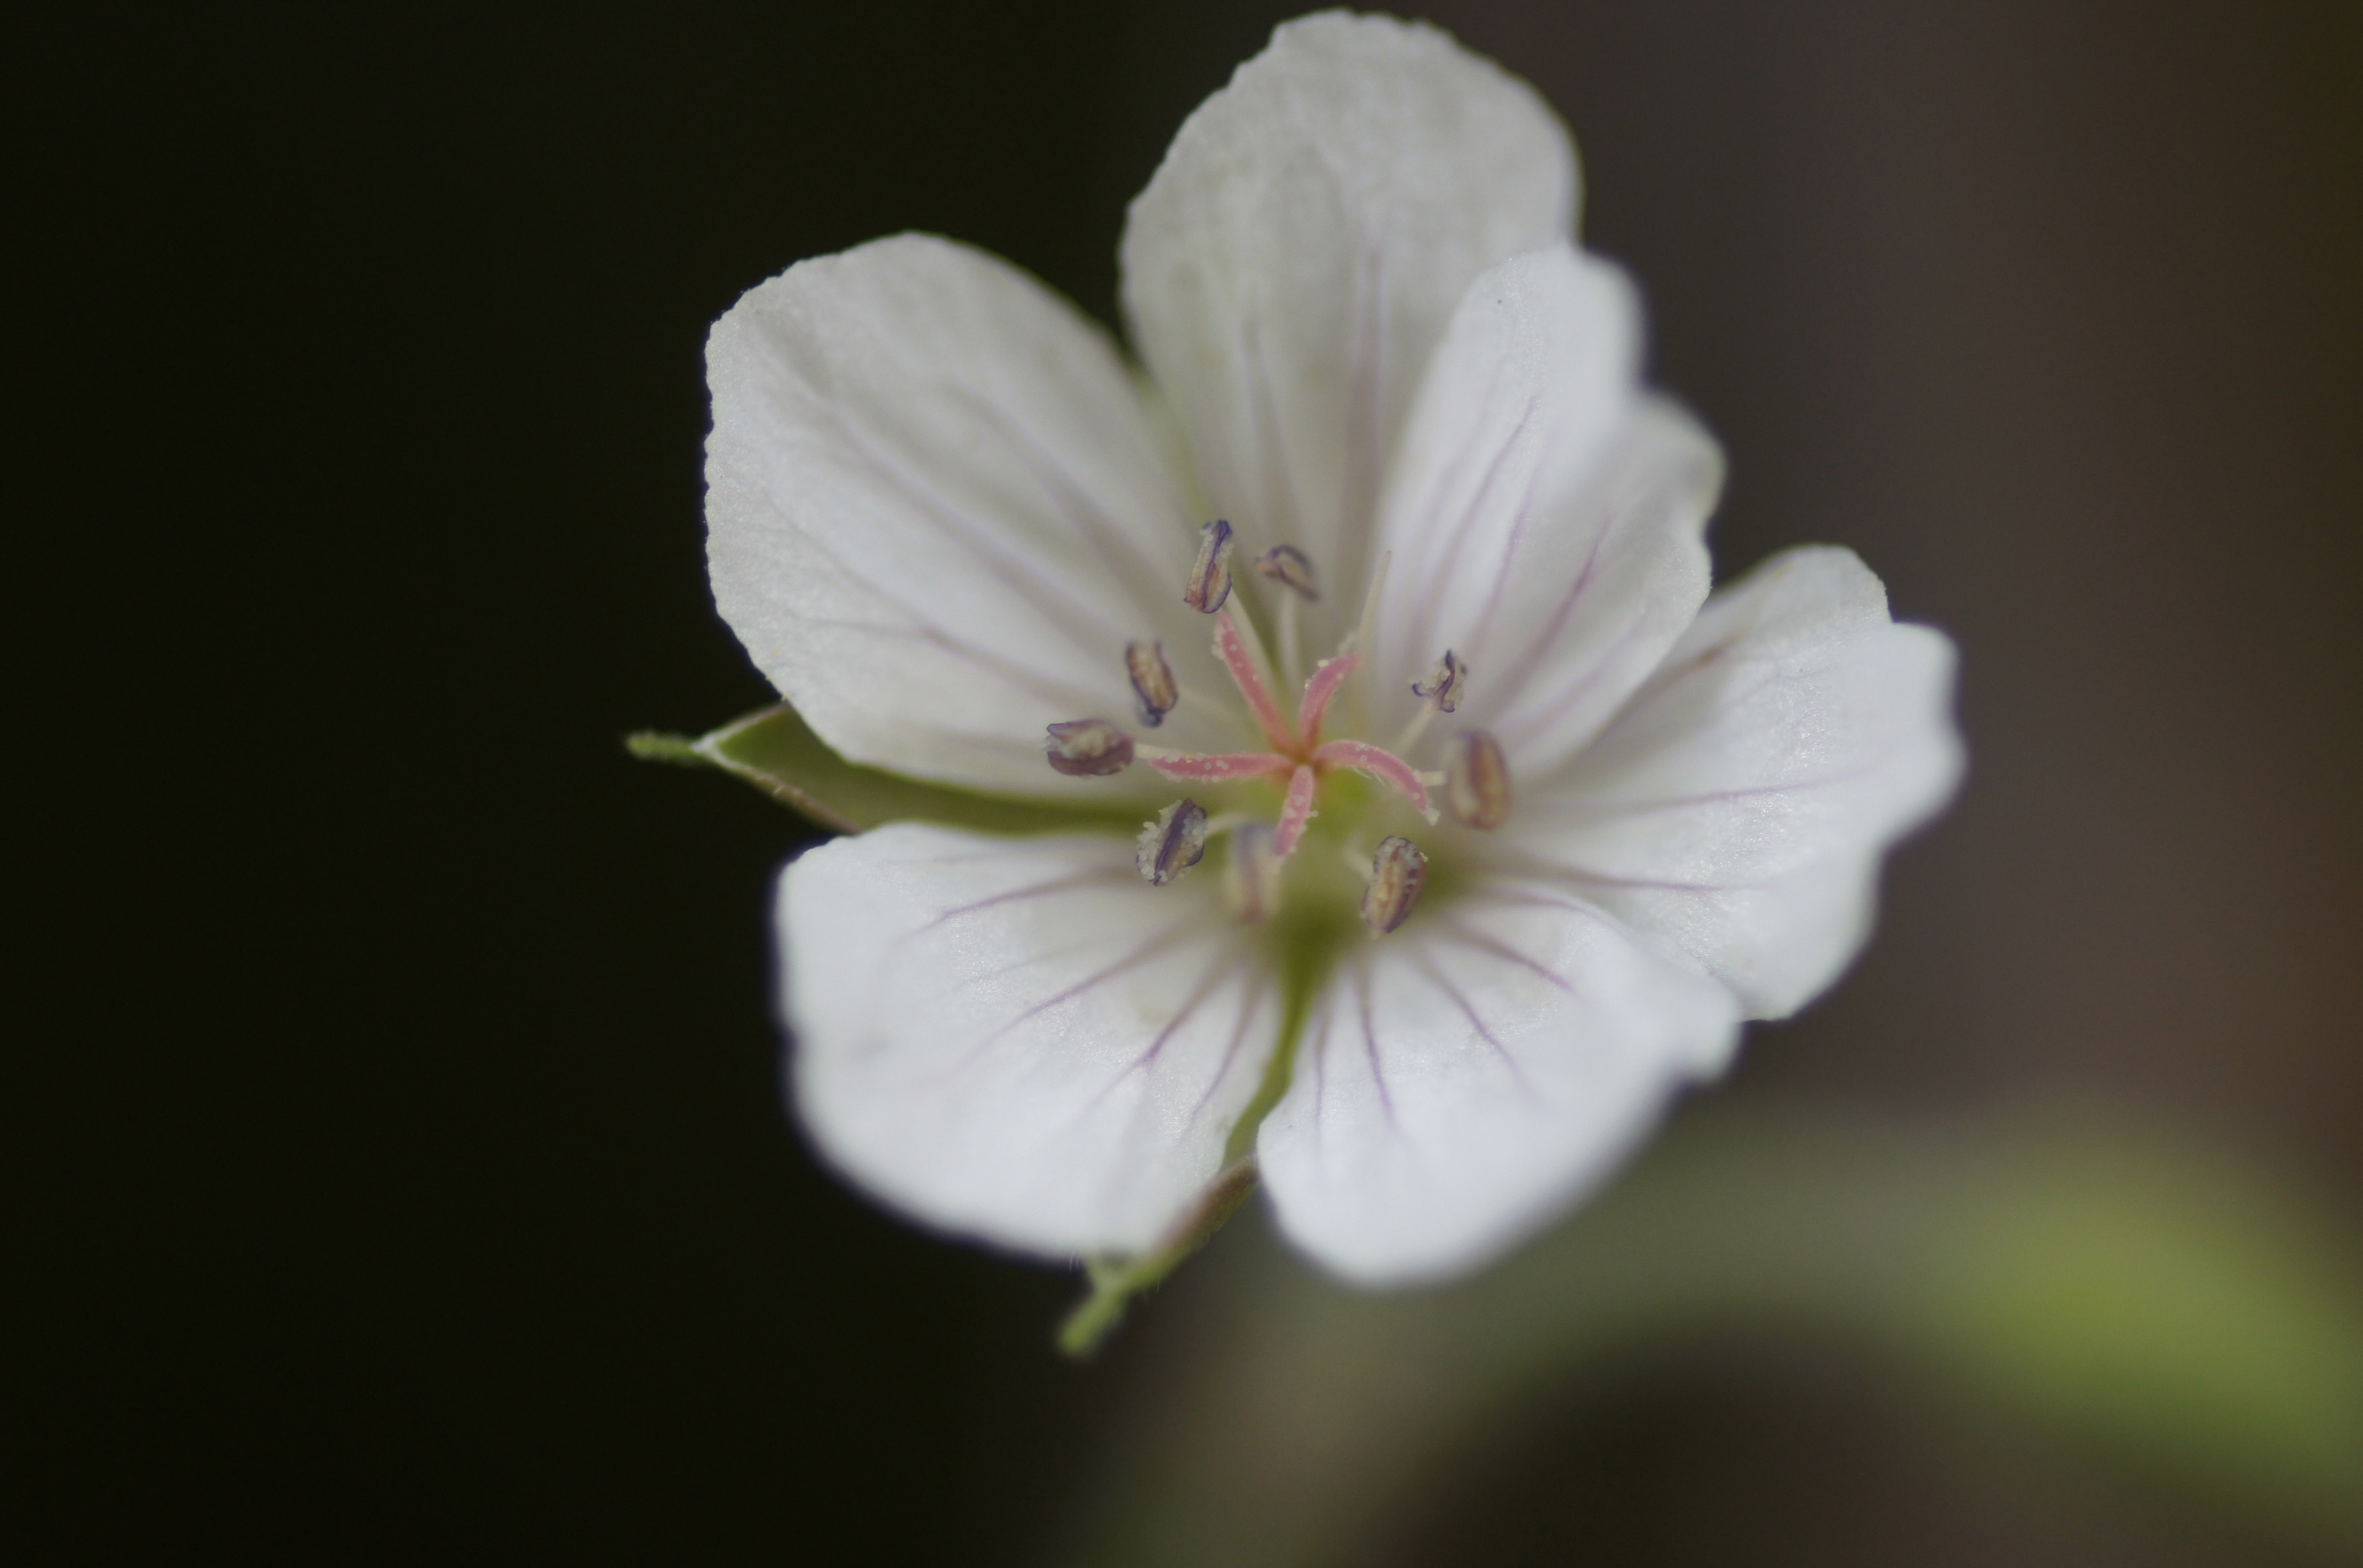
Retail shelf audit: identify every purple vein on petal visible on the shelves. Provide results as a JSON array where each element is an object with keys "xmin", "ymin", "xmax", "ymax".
[
  {"xmin": 917, "ymin": 867, "xmax": 1134, "ymax": 934},
  {"xmin": 1487, "ymin": 505, "xmax": 1616, "ymax": 718},
  {"xmin": 1626, "ymin": 624, "xmax": 1746, "ymax": 699},
  {"xmin": 932, "ymin": 933, "xmax": 1114, "ymax": 998},
  {"xmin": 1337, "ymin": 240, "xmax": 1388, "ymax": 583},
  {"xmin": 950, "ymin": 388, "xmax": 1176, "ymax": 619},
  {"xmin": 1410, "ymin": 947, "xmax": 1539, "ymax": 1099},
  {"xmin": 1308, "ymin": 993, "xmax": 1336, "ymax": 1140},
  {"xmin": 1354, "ymin": 962, "xmax": 1397, "ymax": 1129},
  {"xmin": 1501, "ymin": 862, "xmax": 1756, "ymax": 896},
  {"xmin": 1462, "ymin": 423, "xmax": 1558, "ymax": 675},
  {"xmin": 1470, "ymin": 885, "xmax": 1701, "ymax": 947},
  {"xmin": 801, "ymin": 614, "xmax": 1078, "ymax": 706},
  {"xmin": 823, "ymin": 407, "xmax": 1137, "ymax": 649},
  {"xmin": 1492, "ymin": 618, "xmax": 1651, "ymax": 756},
  {"xmin": 1185, "ymin": 962, "xmax": 1271, "ymax": 1130},
  {"xmin": 1628, "ymin": 658, "xmax": 1795, "ymax": 738},
  {"xmin": 1106, "ymin": 940, "xmax": 1242, "ymax": 1094},
  {"xmin": 1514, "ymin": 767, "xmax": 1876, "ymax": 822},
  {"xmin": 1403, "ymin": 389, "xmax": 1540, "ymax": 670},
  {"xmin": 1242, "ymin": 317, "xmax": 1305, "ymax": 548},
  {"xmin": 1468, "ymin": 885, "xmax": 1620, "ymax": 925},
  {"xmin": 783, "ymin": 528, "xmax": 1097, "ymax": 707},
  {"xmin": 961, "ymin": 911, "xmax": 1203, "ymax": 1057},
  {"xmin": 1434, "ymin": 914, "xmax": 1575, "ymax": 995}
]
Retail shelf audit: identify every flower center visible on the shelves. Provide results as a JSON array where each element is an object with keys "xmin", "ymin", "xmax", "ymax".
[{"xmin": 1041, "ymin": 521, "xmax": 1512, "ymax": 936}]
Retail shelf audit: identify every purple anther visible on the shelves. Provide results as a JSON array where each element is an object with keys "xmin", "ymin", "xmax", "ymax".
[
  {"xmin": 1361, "ymin": 836, "xmax": 1428, "ymax": 936},
  {"xmin": 1136, "ymin": 799, "xmax": 1210, "ymax": 886},
  {"xmin": 1411, "ymin": 649, "xmax": 1468, "ymax": 713},
  {"xmin": 1252, "ymin": 544, "xmax": 1319, "ymax": 601},
  {"xmin": 1044, "ymin": 718, "xmax": 1134, "ymax": 777},
  {"xmin": 1444, "ymin": 730, "xmax": 1511, "ymax": 830},
  {"xmin": 1125, "ymin": 640, "xmax": 1179, "ymax": 728},
  {"xmin": 1182, "ymin": 519, "xmax": 1234, "ymax": 614},
  {"xmin": 1225, "ymin": 824, "xmax": 1281, "ymax": 924}
]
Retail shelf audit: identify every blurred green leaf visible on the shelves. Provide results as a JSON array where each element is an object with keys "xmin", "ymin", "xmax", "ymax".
[
  {"xmin": 1065, "ymin": 1108, "xmax": 2363, "ymax": 1566},
  {"xmin": 628, "ymin": 705, "xmax": 1144, "ymax": 836},
  {"xmin": 1924, "ymin": 1133, "xmax": 2363, "ymax": 1542}
]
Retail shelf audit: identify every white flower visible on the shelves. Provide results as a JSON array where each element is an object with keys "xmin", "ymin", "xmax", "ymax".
[{"xmin": 703, "ymin": 13, "xmax": 1960, "ymax": 1289}]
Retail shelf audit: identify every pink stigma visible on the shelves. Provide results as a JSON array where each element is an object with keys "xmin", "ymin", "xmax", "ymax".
[
  {"xmin": 1295, "ymin": 653, "xmax": 1361, "ymax": 748},
  {"xmin": 1313, "ymin": 739, "xmax": 1435, "ymax": 818}
]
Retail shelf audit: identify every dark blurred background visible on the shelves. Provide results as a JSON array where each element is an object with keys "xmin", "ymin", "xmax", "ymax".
[{"xmin": 23, "ymin": 1, "xmax": 2360, "ymax": 1561}]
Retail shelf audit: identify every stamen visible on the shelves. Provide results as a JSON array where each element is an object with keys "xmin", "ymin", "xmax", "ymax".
[
  {"xmin": 1044, "ymin": 718, "xmax": 1134, "ymax": 777},
  {"xmin": 1392, "ymin": 648, "xmax": 1468, "ymax": 753},
  {"xmin": 1224, "ymin": 824, "xmax": 1282, "ymax": 923},
  {"xmin": 1136, "ymin": 799, "xmax": 1210, "ymax": 886},
  {"xmin": 1252, "ymin": 545, "xmax": 1319, "ymax": 601},
  {"xmin": 1444, "ymin": 730, "xmax": 1512, "ymax": 830},
  {"xmin": 1312, "ymin": 739, "xmax": 1440, "ymax": 822},
  {"xmin": 1344, "ymin": 548, "xmax": 1391, "ymax": 735},
  {"xmin": 1295, "ymin": 653, "xmax": 1362, "ymax": 747},
  {"xmin": 1255, "ymin": 544, "xmax": 1318, "ymax": 697},
  {"xmin": 1362, "ymin": 836, "xmax": 1428, "ymax": 935},
  {"xmin": 1272, "ymin": 765, "xmax": 1319, "ymax": 858},
  {"xmin": 1138, "ymin": 749, "xmax": 1295, "ymax": 782},
  {"xmin": 1412, "ymin": 649, "xmax": 1469, "ymax": 712},
  {"xmin": 1214, "ymin": 608, "xmax": 1299, "ymax": 755},
  {"xmin": 1125, "ymin": 640, "xmax": 1178, "ymax": 728},
  {"xmin": 1182, "ymin": 519, "xmax": 1234, "ymax": 614},
  {"xmin": 1278, "ymin": 588, "xmax": 1303, "ymax": 699},
  {"xmin": 1391, "ymin": 705, "xmax": 1438, "ymax": 756}
]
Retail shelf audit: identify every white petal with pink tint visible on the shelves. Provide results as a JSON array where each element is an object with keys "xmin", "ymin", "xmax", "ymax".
[
  {"xmin": 1121, "ymin": 13, "xmax": 1576, "ymax": 639},
  {"xmin": 707, "ymin": 234, "xmax": 1236, "ymax": 799},
  {"xmin": 1257, "ymin": 886, "xmax": 1737, "ymax": 1285},
  {"xmin": 1506, "ymin": 547, "xmax": 1962, "ymax": 1018},
  {"xmin": 784, "ymin": 823, "xmax": 1280, "ymax": 1257},
  {"xmin": 1369, "ymin": 246, "xmax": 1719, "ymax": 777}
]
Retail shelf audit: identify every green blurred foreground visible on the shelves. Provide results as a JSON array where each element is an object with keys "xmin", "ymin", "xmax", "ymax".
[{"xmin": 1063, "ymin": 1107, "xmax": 2363, "ymax": 1566}]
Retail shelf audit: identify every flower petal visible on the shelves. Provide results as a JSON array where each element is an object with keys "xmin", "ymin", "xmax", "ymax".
[
  {"xmin": 1257, "ymin": 885, "xmax": 1738, "ymax": 1285},
  {"xmin": 782, "ymin": 822, "xmax": 1280, "ymax": 1258},
  {"xmin": 1368, "ymin": 246, "xmax": 1719, "ymax": 776},
  {"xmin": 707, "ymin": 234, "xmax": 1238, "ymax": 797},
  {"xmin": 1506, "ymin": 547, "xmax": 1964, "ymax": 1018},
  {"xmin": 1120, "ymin": 13, "xmax": 1576, "ymax": 635}
]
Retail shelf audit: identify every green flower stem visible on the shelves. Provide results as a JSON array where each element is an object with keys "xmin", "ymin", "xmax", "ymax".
[
  {"xmin": 1060, "ymin": 1158, "xmax": 1264, "ymax": 1360},
  {"xmin": 1061, "ymin": 909, "xmax": 1350, "ymax": 1359}
]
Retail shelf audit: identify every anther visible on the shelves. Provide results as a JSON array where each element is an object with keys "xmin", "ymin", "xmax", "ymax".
[
  {"xmin": 1224, "ymin": 824, "xmax": 1282, "ymax": 923},
  {"xmin": 1044, "ymin": 718, "xmax": 1134, "ymax": 777},
  {"xmin": 1182, "ymin": 520, "xmax": 1235, "ymax": 614},
  {"xmin": 1125, "ymin": 640, "xmax": 1178, "ymax": 727},
  {"xmin": 1443, "ymin": 730, "xmax": 1511, "ymax": 830},
  {"xmin": 1137, "ymin": 799, "xmax": 1210, "ymax": 885},
  {"xmin": 1411, "ymin": 650, "xmax": 1468, "ymax": 712},
  {"xmin": 1361, "ymin": 836, "xmax": 1428, "ymax": 936},
  {"xmin": 1252, "ymin": 544, "xmax": 1319, "ymax": 601}
]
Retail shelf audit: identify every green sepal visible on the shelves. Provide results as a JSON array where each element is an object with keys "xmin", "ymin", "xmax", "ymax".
[{"xmin": 628, "ymin": 705, "xmax": 1144, "ymax": 836}]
